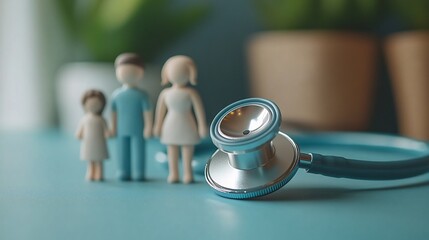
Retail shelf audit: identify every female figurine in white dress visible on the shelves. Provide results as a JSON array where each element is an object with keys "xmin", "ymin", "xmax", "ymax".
[
  {"xmin": 76, "ymin": 90, "xmax": 110, "ymax": 181},
  {"xmin": 154, "ymin": 55, "xmax": 208, "ymax": 184}
]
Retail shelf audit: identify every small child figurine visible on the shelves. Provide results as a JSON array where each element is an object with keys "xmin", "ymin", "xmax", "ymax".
[
  {"xmin": 76, "ymin": 90, "xmax": 110, "ymax": 181},
  {"xmin": 153, "ymin": 55, "xmax": 208, "ymax": 184}
]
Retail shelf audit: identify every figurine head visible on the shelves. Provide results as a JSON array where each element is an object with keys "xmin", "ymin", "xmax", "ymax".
[
  {"xmin": 115, "ymin": 53, "xmax": 144, "ymax": 87},
  {"xmin": 82, "ymin": 90, "xmax": 106, "ymax": 115},
  {"xmin": 161, "ymin": 55, "xmax": 197, "ymax": 87}
]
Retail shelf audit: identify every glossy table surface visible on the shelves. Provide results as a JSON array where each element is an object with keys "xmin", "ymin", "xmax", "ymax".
[{"xmin": 1, "ymin": 130, "xmax": 428, "ymax": 240}]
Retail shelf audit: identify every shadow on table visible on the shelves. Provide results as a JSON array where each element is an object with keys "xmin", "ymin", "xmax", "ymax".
[
  {"xmin": 352, "ymin": 179, "xmax": 429, "ymax": 192},
  {"xmin": 98, "ymin": 178, "xmax": 207, "ymax": 187},
  {"xmin": 256, "ymin": 187, "xmax": 353, "ymax": 202},
  {"xmin": 255, "ymin": 179, "xmax": 429, "ymax": 202}
]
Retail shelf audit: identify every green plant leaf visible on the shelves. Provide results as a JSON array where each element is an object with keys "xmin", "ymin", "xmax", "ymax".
[
  {"xmin": 390, "ymin": 0, "xmax": 429, "ymax": 30},
  {"xmin": 54, "ymin": 0, "xmax": 211, "ymax": 62},
  {"xmin": 97, "ymin": 0, "xmax": 145, "ymax": 30},
  {"xmin": 319, "ymin": 0, "xmax": 349, "ymax": 29},
  {"xmin": 253, "ymin": 0, "xmax": 381, "ymax": 31},
  {"xmin": 256, "ymin": 0, "xmax": 316, "ymax": 30}
]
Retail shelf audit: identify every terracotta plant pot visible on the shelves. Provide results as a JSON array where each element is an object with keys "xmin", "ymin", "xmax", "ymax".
[
  {"xmin": 247, "ymin": 31, "xmax": 377, "ymax": 131},
  {"xmin": 385, "ymin": 31, "xmax": 429, "ymax": 140}
]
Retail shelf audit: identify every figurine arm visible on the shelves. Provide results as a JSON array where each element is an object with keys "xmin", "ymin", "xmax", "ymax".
[
  {"xmin": 75, "ymin": 118, "xmax": 84, "ymax": 140},
  {"xmin": 111, "ymin": 112, "xmax": 117, "ymax": 137},
  {"xmin": 110, "ymin": 96, "xmax": 117, "ymax": 137},
  {"xmin": 189, "ymin": 89, "xmax": 208, "ymax": 138},
  {"xmin": 143, "ymin": 111, "xmax": 153, "ymax": 139},
  {"xmin": 153, "ymin": 90, "xmax": 167, "ymax": 137},
  {"xmin": 103, "ymin": 118, "xmax": 111, "ymax": 138}
]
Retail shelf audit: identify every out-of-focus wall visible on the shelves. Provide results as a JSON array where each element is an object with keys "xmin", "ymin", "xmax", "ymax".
[
  {"xmin": 0, "ymin": 0, "xmax": 70, "ymax": 130},
  {"xmin": 0, "ymin": 0, "xmax": 48, "ymax": 129}
]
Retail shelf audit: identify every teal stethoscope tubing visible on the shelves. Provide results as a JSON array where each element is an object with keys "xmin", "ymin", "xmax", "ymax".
[
  {"xmin": 293, "ymin": 132, "xmax": 429, "ymax": 180},
  {"xmin": 309, "ymin": 153, "xmax": 429, "ymax": 180}
]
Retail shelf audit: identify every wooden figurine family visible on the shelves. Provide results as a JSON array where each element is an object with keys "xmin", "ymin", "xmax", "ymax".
[{"xmin": 76, "ymin": 53, "xmax": 207, "ymax": 184}]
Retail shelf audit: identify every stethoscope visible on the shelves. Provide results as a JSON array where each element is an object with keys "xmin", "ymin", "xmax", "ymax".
[{"xmin": 205, "ymin": 98, "xmax": 429, "ymax": 199}]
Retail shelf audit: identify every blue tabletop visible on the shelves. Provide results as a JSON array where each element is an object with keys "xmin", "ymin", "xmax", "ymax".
[{"xmin": 0, "ymin": 130, "xmax": 428, "ymax": 240}]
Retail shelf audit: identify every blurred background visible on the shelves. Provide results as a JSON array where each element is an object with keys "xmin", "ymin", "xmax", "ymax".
[{"xmin": 0, "ymin": 0, "xmax": 428, "ymax": 139}]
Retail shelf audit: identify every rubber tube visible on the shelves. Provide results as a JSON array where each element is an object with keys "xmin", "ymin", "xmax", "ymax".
[{"xmin": 307, "ymin": 153, "xmax": 429, "ymax": 180}]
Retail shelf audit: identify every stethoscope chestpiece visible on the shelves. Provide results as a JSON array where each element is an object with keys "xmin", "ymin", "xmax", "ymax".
[
  {"xmin": 210, "ymin": 98, "xmax": 281, "ymax": 153},
  {"xmin": 205, "ymin": 98, "xmax": 300, "ymax": 199}
]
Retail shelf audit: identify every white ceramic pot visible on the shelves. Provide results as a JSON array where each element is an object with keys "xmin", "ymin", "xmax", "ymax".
[{"xmin": 56, "ymin": 62, "xmax": 162, "ymax": 133}]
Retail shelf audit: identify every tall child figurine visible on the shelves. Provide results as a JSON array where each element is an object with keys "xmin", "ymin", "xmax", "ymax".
[
  {"xmin": 76, "ymin": 90, "xmax": 110, "ymax": 181},
  {"xmin": 153, "ymin": 55, "xmax": 207, "ymax": 184},
  {"xmin": 111, "ymin": 53, "xmax": 153, "ymax": 181}
]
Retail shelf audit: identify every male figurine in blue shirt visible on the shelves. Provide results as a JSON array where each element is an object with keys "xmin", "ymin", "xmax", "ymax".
[{"xmin": 111, "ymin": 53, "xmax": 153, "ymax": 181}]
